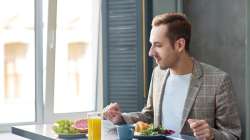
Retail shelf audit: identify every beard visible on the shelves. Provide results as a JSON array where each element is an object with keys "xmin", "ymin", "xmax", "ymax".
[
  {"xmin": 154, "ymin": 53, "xmax": 179, "ymax": 70},
  {"xmin": 156, "ymin": 59, "xmax": 170, "ymax": 70},
  {"xmin": 159, "ymin": 63, "xmax": 170, "ymax": 70},
  {"xmin": 157, "ymin": 57, "xmax": 178, "ymax": 70}
]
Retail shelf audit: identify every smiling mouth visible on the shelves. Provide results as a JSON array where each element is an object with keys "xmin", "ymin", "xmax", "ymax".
[{"xmin": 154, "ymin": 56, "xmax": 160, "ymax": 63}]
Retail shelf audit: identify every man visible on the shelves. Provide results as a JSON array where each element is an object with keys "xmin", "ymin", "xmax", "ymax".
[{"xmin": 103, "ymin": 13, "xmax": 241, "ymax": 140}]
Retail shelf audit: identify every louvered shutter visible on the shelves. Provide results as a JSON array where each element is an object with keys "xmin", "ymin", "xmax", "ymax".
[{"xmin": 102, "ymin": 0, "xmax": 144, "ymax": 112}]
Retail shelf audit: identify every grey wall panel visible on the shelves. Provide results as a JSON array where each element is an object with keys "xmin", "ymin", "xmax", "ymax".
[
  {"xmin": 246, "ymin": 0, "xmax": 250, "ymax": 138},
  {"xmin": 183, "ymin": 0, "xmax": 247, "ymax": 139},
  {"xmin": 153, "ymin": 0, "xmax": 177, "ymax": 16}
]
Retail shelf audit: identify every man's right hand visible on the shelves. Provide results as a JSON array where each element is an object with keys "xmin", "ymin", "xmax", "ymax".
[{"xmin": 103, "ymin": 102, "xmax": 124, "ymax": 124}]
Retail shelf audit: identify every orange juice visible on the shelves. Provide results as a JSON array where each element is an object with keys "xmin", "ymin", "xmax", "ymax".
[{"xmin": 88, "ymin": 117, "xmax": 101, "ymax": 140}]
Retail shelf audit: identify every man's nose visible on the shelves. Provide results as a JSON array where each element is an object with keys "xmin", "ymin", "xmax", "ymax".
[{"xmin": 148, "ymin": 47, "xmax": 154, "ymax": 57}]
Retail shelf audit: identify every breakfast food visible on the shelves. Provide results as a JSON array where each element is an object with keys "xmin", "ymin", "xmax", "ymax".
[
  {"xmin": 134, "ymin": 121, "xmax": 175, "ymax": 136},
  {"xmin": 140, "ymin": 125, "xmax": 175, "ymax": 136},
  {"xmin": 72, "ymin": 119, "xmax": 88, "ymax": 133},
  {"xmin": 53, "ymin": 119, "xmax": 80, "ymax": 135},
  {"xmin": 134, "ymin": 121, "xmax": 150, "ymax": 132}
]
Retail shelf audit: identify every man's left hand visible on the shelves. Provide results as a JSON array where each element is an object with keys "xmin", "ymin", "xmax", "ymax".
[{"xmin": 188, "ymin": 119, "xmax": 214, "ymax": 140}]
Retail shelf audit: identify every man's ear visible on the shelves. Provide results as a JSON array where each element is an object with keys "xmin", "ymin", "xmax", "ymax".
[{"xmin": 175, "ymin": 38, "xmax": 186, "ymax": 52}]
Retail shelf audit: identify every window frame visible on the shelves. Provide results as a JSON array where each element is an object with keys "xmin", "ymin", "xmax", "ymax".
[
  {"xmin": 0, "ymin": 0, "xmax": 43, "ymax": 132},
  {"xmin": 43, "ymin": 0, "xmax": 101, "ymax": 123},
  {"xmin": 0, "ymin": 0, "xmax": 101, "ymax": 131}
]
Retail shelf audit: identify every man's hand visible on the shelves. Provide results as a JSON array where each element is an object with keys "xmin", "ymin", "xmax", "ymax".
[
  {"xmin": 103, "ymin": 102, "xmax": 123, "ymax": 124},
  {"xmin": 188, "ymin": 119, "xmax": 214, "ymax": 140}
]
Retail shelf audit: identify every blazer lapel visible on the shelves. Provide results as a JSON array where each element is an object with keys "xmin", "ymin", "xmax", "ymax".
[
  {"xmin": 180, "ymin": 60, "xmax": 203, "ymax": 131},
  {"xmin": 155, "ymin": 69, "xmax": 169, "ymax": 127}
]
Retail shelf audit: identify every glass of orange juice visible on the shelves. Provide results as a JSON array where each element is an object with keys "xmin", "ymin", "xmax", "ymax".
[{"xmin": 87, "ymin": 112, "xmax": 102, "ymax": 140}]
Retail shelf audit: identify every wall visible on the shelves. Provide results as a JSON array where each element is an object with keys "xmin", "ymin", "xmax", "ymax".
[
  {"xmin": 153, "ymin": 0, "xmax": 176, "ymax": 16},
  {"xmin": 183, "ymin": 0, "xmax": 248, "ymax": 139},
  {"xmin": 153, "ymin": 0, "xmax": 250, "ymax": 139}
]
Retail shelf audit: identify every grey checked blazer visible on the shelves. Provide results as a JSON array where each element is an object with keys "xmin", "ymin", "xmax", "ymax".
[{"xmin": 122, "ymin": 59, "xmax": 241, "ymax": 140}]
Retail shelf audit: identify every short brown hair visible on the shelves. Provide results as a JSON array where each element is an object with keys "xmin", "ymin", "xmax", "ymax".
[{"xmin": 152, "ymin": 13, "xmax": 191, "ymax": 52}]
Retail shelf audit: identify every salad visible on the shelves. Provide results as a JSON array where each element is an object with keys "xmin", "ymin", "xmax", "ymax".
[
  {"xmin": 140, "ymin": 124, "xmax": 175, "ymax": 136},
  {"xmin": 134, "ymin": 121, "xmax": 175, "ymax": 136}
]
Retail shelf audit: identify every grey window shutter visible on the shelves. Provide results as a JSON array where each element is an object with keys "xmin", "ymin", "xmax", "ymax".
[{"xmin": 102, "ymin": 0, "xmax": 144, "ymax": 112}]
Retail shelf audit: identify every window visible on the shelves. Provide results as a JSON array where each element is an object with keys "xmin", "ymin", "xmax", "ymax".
[
  {"xmin": 54, "ymin": 0, "xmax": 96, "ymax": 113},
  {"xmin": 0, "ymin": 0, "xmax": 35, "ymax": 124},
  {"xmin": 0, "ymin": 0, "xmax": 100, "ymax": 130},
  {"xmin": 44, "ymin": 0, "xmax": 100, "ymax": 122}
]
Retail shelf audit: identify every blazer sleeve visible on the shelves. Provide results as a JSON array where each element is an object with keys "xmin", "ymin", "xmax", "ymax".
[
  {"xmin": 213, "ymin": 74, "xmax": 241, "ymax": 140},
  {"xmin": 121, "ymin": 70, "xmax": 155, "ymax": 124}
]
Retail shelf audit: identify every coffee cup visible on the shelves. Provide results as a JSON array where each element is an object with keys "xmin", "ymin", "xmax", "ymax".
[{"xmin": 116, "ymin": 124, "xmax": 134, "ymax": 140}]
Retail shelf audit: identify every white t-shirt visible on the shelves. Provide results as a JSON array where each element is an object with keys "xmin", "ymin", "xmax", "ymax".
[{"xmin": 162, "ymin": 72, "xmax": 192, "ymax": 134}]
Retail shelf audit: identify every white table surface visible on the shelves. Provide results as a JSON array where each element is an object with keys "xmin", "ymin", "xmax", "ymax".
[
  {"xmin": 12, "ymin": 124, "xmax": 87, "ymax": 140},
  {"xmin": 12, "ymin": 124, "xmax": 196, "ymax": 140}
]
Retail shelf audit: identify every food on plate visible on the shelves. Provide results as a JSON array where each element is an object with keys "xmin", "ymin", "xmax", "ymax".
[
  {"xmin": 72, "ymin": 119, "xmax": 88, "ymax": 133},
  {"xmin": 141, "ymin": 124, "xmax": 175, "ymax": 136},
  {"xmin": 52, "ymin": 119, "xmax": 81, "ymax": 135},
  {"xmin": 134, "ymin": 121, "xmax": 150, "ymax": 132},
  {"xmin": 134, "ymin": 121, "xmax": 175, "ymax": 136}
]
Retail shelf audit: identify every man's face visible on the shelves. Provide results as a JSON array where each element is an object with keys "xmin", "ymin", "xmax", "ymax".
[{"xmin": 149, "ymin": 25, "xmax": 179, "ymax": 70}]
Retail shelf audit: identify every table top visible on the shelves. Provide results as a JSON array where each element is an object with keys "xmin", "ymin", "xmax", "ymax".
[
  {"xmin": 12, "ymin": 124, "xmax": 196, "ymax": 140},
  {"xmin": 12, "ymin": 124, "xmax": 86, "ymax": 140}
]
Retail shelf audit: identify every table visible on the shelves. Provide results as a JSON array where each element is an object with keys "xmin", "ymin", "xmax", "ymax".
[
  {"xmin": 12, "ymin": 124, "xmax": 196, "ymax": 140},
  {"xmin": 12, "ymin": 124, "xmax": 86, "ymax": 140}
]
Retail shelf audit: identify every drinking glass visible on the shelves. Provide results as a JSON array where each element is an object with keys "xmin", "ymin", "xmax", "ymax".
[{"xmin": 87, "ymin": 112, "xmax": 102, "ymax": 140}]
